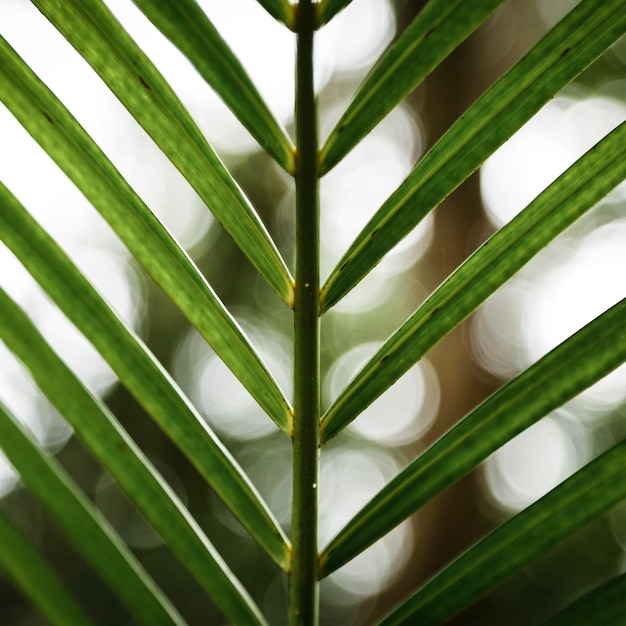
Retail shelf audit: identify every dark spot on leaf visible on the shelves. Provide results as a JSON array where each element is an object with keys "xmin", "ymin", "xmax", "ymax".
[
  {"xmin": 424, "ymin": 27, "xmax": 435, "ymax": 40},
  {"xmin": 337, "ymin": 125, "xmax": 345, "ymax": 135},
  {"xmin": 560, "ymin": 48, "xmax": 570, "ymax": 59},
  {"xmin": 42, "ymin": 111, "xmax": 53, "ymax": 123},
  {"xmin": 339, "ymin": 259, "xmax": 350, "ymax": 271},
  {"xmin": 430, "ymin": 306, "xmax": 441, "ymax": 316},
  {"xmin": 380, "ymin": 355, "xmax": 390, "ymax": 364},
  {"xmin": 369, "ymin": 229, "xmax": 379, "ymax": 239},
  {"xmin": 138, "ymin": 75, "xmax": 151, "ymax": 90}
]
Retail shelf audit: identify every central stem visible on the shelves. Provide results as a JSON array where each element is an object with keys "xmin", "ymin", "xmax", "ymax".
[{"xmin": 290, "ymin": 1, "xmax": 319, "ymax": 624}]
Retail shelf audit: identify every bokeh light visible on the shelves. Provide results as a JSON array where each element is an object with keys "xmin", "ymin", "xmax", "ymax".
[
  {"xmin": 172, "ymin": 314, "xmax": 292, "ymax": 442},
  {"xmin": 521, "ymin": 221, "xmax": 626, "ymax": 411},
  {"xmin": 324, "ymin": 343, "xmax": 439, "ymax": 445},
  {"xmin": 482, "ymin": 417, "xmax": 579, "ymax": 513},
  {"xmin": 319, "ymin": 103, "xmax": 429, "ymax": 313},
  {"xmin": 481, "ymin": 94, "xmax": 626, "ymax": 228},
  {"xmin": 317, "ymin": 0, "xmax": 395, "ymax": 78},
  {"xmin": 319, "ymin": 445, "xmax": 413, "ymax": 601},
  {"xmin": 477, "ymin": 89, "xmax": 626, "ymax": 514}
]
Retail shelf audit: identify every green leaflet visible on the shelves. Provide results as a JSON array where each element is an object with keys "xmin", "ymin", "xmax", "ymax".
[
  {"xmin": 0, "ymin": 510, "xmax": 96, "ymax": 626},
  {"xmin": 0, "ymin": 290, "xmax": 268, "ymax": 626},
  {"xmin": 0, "ymin": 182, "xmax": 290, "ymax": 571},
  {"xmin": 543, "ymin": 573, "xmax": 626, "ymax": 625},
  {"xmin": 320, "ymin": 297, "xmax": 626, "ymax": 576},
  {"xmin": 255, "ymin": 0, "xmax": 294, "ymax": 28},
  {"xmin": 377, "ymin": 438, "xmax": 626, "ymax": 624},
  {"xmin": 321, "ymin": 0, "xmax": 626, "ymax": 312},
  {"xmin": 320, "ymin": 0, "xmax": 506, "ymax": 171},
  {"xmin": 131, "ymin": 0, "xmax": 295, "ymax": 171},
  {"xmin": 321, "ymin": 121, "xmax": 626, "ymax": 442},
  {"xmin": 317, "ymin": 0, "xmax": 354, "ymax": 26},
  {"xmin": 32, "ymin": 0, "xmax": 294, "ymax": 306},
  {"xmin": 0, "ymin": 402, "xmax": 183, "ymax": 626},
  {"xmin": 0, "ymin": 35, "xmax": 292, "ymax": 434}
]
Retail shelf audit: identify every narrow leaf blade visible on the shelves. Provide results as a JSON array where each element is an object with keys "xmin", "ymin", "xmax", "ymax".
[
  {"xmin": 0, "ymin": 35, "xmax": 292, "ymax": 433},
  {"xmin": 0, "ymin": 510, "xmax": 97, "ymax": 626},
  {"xmin": 321, "ymin": 121, "xmax": 626, "ymax": 442},
  {"xmin": 0, "ymin": 402, "xmax": 184, "ymax": 626},
  {"xmin": 320, "ymin": 0, "xmax": 506, "ymax": 170},
  {"xmin": 377, "ymin": 439, "xmax": 626, "ymax": 625},
  {"xmin": 131, "ymin": 0, "xmax": 295, "ymax": 172},
  {"xmin": 321, "ymin": 0, "xmax": 626, "ymax": 311},
  {"xmin": 0, "ymin": 290, "xmax": 268, "ymax": 626},
  {"xmin": 320, "ymin": 297, "xmax": 626, "ymax": 576},
  {"xmin": 0, "ymin": 181, "xmax": 290, "ymax": 571},
  {"xmin": 33, "ymin": 0, "xmax": 294, "ymax": 305},
  {"xmin": 255, "ymin": 0, "xmax": 293, "ymax": 27},
  {"xmin": 317, "ymin": 0, "xmax": 354, "ymax": 25}
]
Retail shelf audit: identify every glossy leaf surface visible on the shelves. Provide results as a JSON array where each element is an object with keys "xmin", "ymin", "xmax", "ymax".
[
  {"xmin": 321, "ymin": 297, "xmax": 626, "ymax": 575},
  {"xmin": 320, "ymin": 0, "xmax": 506, "ymax": 171},
  {"xmin": 378, "ymin": 438, "xmax": 626, "ymax": 624},
  {"xmin": 0, "ymin": 402, "xmax": 184, "ymax": 626},
  {"xmin": 0, "ymin": 36, "xmax": 292, "ymax": 433},
  {"xmin": 321, "ymin": 0, "xmax": 626, "ymax": 311},
  {"xmin": 0, "ymin": 290, "xmax": 268, "ymax": 626},
  {"xmin": 33, "ymin": 0, "xmax": 294, "ymax": 306},
  {"xmin": 132, "ymin": 0, "xmax": 295, "ymax": 171},
  {"xmin": 322, "ymin": 121, "xmax": 626, "ymax": 442},
  {"xmin": 0, "ymin": 182, "xmax": 290, "ymax": 571}
]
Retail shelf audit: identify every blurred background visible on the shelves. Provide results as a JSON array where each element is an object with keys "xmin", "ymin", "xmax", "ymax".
[{"xmin": 1, "ymin": 0, "xmax": 625, "ymax": 623}]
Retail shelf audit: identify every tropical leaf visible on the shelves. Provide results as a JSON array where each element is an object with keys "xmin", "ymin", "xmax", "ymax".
[
  {"xmin": 317, "ymin": 0, "xmax": 354, "ymax": 26},
  {"xmin": 320, "ymin": 0, "xmax": 506, "ymax": 171},
  {"xmin": 0, "ymin": 35, "xmax": 292, "ymax": 433},
  {"xmin": 0, "ymin": 0, "xmax": 623, "ymax": 623},
  {"xmin": 32, "ymin": 0, "xmax": 294, "ymax": 306},
  {"xmin": 321, "ymin": 121, "xmax": 626, "ymax": 442},
  {"xmin": 0, "ymin": 401, "xmax": 184, "ymax": 626},
  {"xmin": 321, "ymin": 0, "xmax": 626, "ymax": 311},
  {"xmin": 131, "ymin": 0, "xmax": 296, "ymax": 172},
  {"xmin": 0, "ymin": 289, "xmax": 267, "ymax": 626},
  {"xmin": 255, "ymin": 0, "xmax": 294, "ymax": 28},
  {"xmin": 0, "ymin": 510, "xmax": 96, "ymax": 626},
  {"xmin": 320, "ymin": 297, "xmax": 626, "ymax": 575},
  {"xmin": 377, "ymin": 438, "xmax": 626, "ymax": 625},
  {"xmin": 0, "ymin": 181, "xmax": 290, "ymax": 571}
]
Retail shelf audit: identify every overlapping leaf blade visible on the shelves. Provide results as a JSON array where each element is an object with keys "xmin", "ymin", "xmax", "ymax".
[
  {"xmin": 0, "ymin": 290, "xmax": 268, "ymax": 626},
  {"xmin": 320, "ymin": 0, "xmax": 506, "ymax": 171},
  {"xmin": 0, "ymin": 182, "xmax": 290, "ymax": 571},
  {"xmin": 321, "ymin": 0, "xmax": 626, "ymax": 312},
  {"xmin": 255, "ymin": 0, "xmax": 293, "ymax": 28},
  {"xmin": 131, "ymin": 0, "xmax": 295, "ymax": 172},
  {"xmin": 320, "ymin": 297, "xmax": 626, "ymax": 576},
  {"xmin": 0, "ymin": 510, "xmax": 97, "ymax": 626},
  {"xmin": 377, "ymin": 438, "xmax": 626, "ymax": 625},
  {"xmin": 0, "ymin": 402, "xmax": 184, "ymax": 626},
  {"xmin": 544, "ymin": 573, "xmax": 626, "ymax": 625},
  {"xmin": 32, "ymin": 0, "xmax": 294, "ymax": 306},
  {"xmin": 0, "ymin": 36, "xmax": 292, "ymax": 434},
  {"xmin": 321, "ymin": 121, "xmax": 626, "ymax": 442}
]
